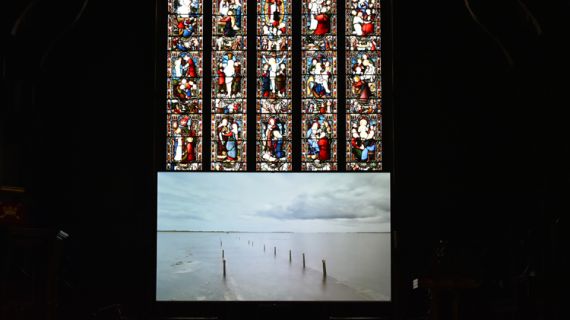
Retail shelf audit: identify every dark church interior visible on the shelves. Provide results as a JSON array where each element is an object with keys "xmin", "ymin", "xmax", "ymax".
[{"xmin": 1, "ymin": 0, "xmax": 568, "ymax": 319}]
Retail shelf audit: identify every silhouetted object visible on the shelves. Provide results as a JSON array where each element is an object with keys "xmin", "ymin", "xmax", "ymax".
[
  {"xmin": 414, "ymin": 276, "xmax": 479, "ymax": 320},
  {"xmin": 0, "ymin": 186, "xmax": 26, "ymax": 225},
  {"xmin": 414, "ymin": 240, "xmax": 481, "ymax": 320},
  {"xmin": 0, "ymin": 227, "xmax": 67, "ymax": 320},
  {"xmin": 92, "ymin": 304, "xmax": 128, "ymax": 320}
]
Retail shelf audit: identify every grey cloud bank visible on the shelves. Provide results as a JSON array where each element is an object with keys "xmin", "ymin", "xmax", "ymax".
[{"xmin": 158, "ymin": 173, "xmax": 390, "ymax": 232}]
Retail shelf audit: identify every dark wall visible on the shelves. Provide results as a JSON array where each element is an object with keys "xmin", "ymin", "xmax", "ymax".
[
  {"xmin": 393, "ymin": 1, "xmax": 568, "ymax": 319},
  {"xmin": 1, "ymin": 0, "xmax": 568, "ymax": 319},
  {"xmin": 1, "ymin": 0, "xmax": 157, "ymax": 317}
]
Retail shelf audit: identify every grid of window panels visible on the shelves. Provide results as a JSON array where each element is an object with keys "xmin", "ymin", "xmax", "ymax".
[
  {"xmin": 211, "ymin": 0, "xmax": 247, "ymax": 171},
  {"xmin": 256, "ymin": 0, "xmax": 293, "ymax": 171},
  {"xmin": 301, "ymin": 0, "xmax": 338, "ymax": 171},
  {"xmin": 166, "ymin": 0, "xmax": 204, "ymax": 171},
  {"xmin": 164, "ymin": 0, "xmax": 384, "ymax": 172},
  {"xmin": 346, "ymin": 0, "xmax": 382, "ymax": 170}
]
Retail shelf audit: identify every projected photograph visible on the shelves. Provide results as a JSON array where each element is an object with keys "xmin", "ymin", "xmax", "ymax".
[{"xmin": 156, "ymin": 173, "xmax": 391, "ymax": 301}]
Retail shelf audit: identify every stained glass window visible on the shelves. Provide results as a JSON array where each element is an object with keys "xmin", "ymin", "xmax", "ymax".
[
  {"xmin": 166, "ymin": 0, "xmax": 204, "ymax": 171},
  {"xmin": 211, "ymin": 0, "xmax": 247, "ymax": 171},
  {"xmin": 256, "ymin": 0, "xmax": 292, "ymax": 171},
  {"xmin": 164, "ymin": 0, "xmax": 384, "ymax": 173},
  {"xmin": 346, "ymin": 0, "xmax": 382, "ymax": 170},
  {"xmin": 301, "ymin": 0, "xmax": 338, "ymax": 171}
]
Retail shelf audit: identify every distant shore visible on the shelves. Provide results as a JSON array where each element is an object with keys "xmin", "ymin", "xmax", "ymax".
[{"xmin": 157, "ymin": 230, "xmax": 389, "ymax": 233}]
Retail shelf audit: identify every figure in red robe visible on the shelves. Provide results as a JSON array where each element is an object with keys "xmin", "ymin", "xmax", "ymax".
[
  {"xmin": 186, "ymin": 57, "xmax": 197, "ymax": 78},
  {"xmin": 317, "ymin": 135, "xmax": 330, "ymax": 161},
  {"xmin": 219, "ymin": 15, "xmax": 236, "ymax": 37},
  {"xmin": 179, "ymin": 115, "xmax": 190, "ymax": 131},
  {"xmin": 352, "ymin": 77, "xmax": 372, "ymax": 100},
  {"xmin": 267, "ymin": 0, "xmax": 282, "ymax": 26},
  {"xmin": 362, "ymin": 22, "xmax": 374, "ymax": 36},
  {"xmin": 177, "ymin": 20, "xmax": 185, "ymax": 35},
  {"xmin": 217, "ymin": 67, "xmax": 226, "ymax": 94},
  {"xmin": 314, "ymin": 13, "xmax": 330, "ymax": 36},
  {"xmin": 185, "ymin": 136, "xmax": 196, "ymax": 161}
]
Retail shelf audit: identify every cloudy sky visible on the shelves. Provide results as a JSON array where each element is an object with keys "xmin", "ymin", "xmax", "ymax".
[{"xmin": 157, "ymin": 173, "xmax": 390, "ymax": 233}]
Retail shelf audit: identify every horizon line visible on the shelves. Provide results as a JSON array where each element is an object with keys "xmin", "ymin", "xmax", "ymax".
[{"xmin": 157, "ymin": 230, "xmax": 390, "ymax": 233}]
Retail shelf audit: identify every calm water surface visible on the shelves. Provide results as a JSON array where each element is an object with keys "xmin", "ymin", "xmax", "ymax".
[{"xmin": 157, "ymin": 232, "xmax": 390, "ymax": 301}]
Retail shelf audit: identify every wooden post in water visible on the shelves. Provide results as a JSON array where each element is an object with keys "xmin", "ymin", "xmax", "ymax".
[
  {"xmin": 289, "ymin": 250, "xmax": 292, "ymax": 262},
  {"xmin": 274, "ymin": 246, "xmax": 276, "ymax": 256},
  {"xmin": 222, "ymin": 249, "xmax": 224, "ymax": 258},
  {"xmin": 220, "ymin": 240, "xmax": 222, "ymax": 247},
  {"xmin": 302, "ymin": 253, "xmax": 306, "ymax": 268},
  {"xmin": 322, "ymin": 259, "xmax": 327, "ymax": 277},
  {"xmin": 223, "ymin": 259, "xmax": 226, "ymax": 277}
]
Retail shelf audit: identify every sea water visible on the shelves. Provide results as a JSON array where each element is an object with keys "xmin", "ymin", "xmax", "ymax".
[{"xmin": 156, "ymin": 232, "xmax": 390, "ymax": 301}]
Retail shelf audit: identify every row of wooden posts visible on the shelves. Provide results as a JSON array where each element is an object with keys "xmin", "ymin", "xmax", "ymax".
[{"xmin": 220, "ymin": 239, "xmax": 327, "ymax": 279}]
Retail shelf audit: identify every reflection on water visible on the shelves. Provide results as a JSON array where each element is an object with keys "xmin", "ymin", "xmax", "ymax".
[{"xmin": 156, "ymin": 232, "xmax": 390, "ymax": 301}]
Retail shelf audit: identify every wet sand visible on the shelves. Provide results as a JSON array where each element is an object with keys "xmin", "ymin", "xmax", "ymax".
[{"xmin": 157, "ymin": 232, "xmax": 390, "ymax": 301}]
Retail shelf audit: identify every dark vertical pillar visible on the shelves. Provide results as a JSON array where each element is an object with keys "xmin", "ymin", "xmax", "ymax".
[
  {"xmin": 155, "ymin": 0, "xmax": 168, "ymax": 170},
  {"xmin": 246, "ymin": 0, "xmax": 257, "ymax": 171},
  {"xmin": 203, "ymin": 0, "xmax": 213, "ymax": 171},
  {"xmin": 337, "ymin": 0, "xmax": 347, "ymax": 171},
  {"xmin": 292, "ymin": 0, "xmax": 302, "ymax": 171}
]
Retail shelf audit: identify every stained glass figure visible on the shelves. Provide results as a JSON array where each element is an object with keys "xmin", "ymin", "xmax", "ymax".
[
  {"xmin": 211, "ymin": 114, "xmax": 247, "ymax": 171},
  {"xmin": 302, "ymin": 0, "xmax": 337, "ymax": 171},
  {"xmin": 256, "ymin": 0, "xmax": 292, "ymax": 171},
  {"xmin": 346, "ymin": 0, "xmax": 382, "ymax": 171},
  {"xmin": 166, "ymin": 0, "xmax": 203, "ymax": 171},
  {"xmin": 256, "ymin": 114, "xmax": 292, "ymax": 171},
  {"xmin": 346, "ymin": 114, "xmax": 382, "ymax": 171},
  {"xmin": 212, "ymin": 0, "xmax": 248, "ymax": 171},
  {"xmin": 302, "ymin": 113, "xmax": 337, "ymax": 170}
]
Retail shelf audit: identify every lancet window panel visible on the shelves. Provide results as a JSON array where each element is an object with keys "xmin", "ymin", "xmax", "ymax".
[
  {"xmin": 256, "ymin": 0, "xmax": 293, "ymax": 171},
  {"xmin": 166, "ymin": 0, "xmax": 204, "ymax": 171},
  {"xmin": 345, "ymin": 0, "xmax": 383, "ymax": 171},
  {"xmin": 211, "ymin": 0, "xmax": 248, "ymax": 171},
  {"xmin": 301, "ymin": 0, "xmax": 338, "ymax": 171}
]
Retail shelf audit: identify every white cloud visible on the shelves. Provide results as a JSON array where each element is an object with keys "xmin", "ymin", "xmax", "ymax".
[{"xmin": 157, "ymin": 173, "xmax": 390, "ymax": 232}]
